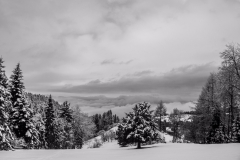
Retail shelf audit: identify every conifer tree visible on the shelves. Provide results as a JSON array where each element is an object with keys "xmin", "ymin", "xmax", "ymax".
[
  {"xmin": 207, "ymin": 109, "xmax": 228, "ymax": 143},
  {"xmin": 60, "ymin": 101, "xmax": 73, "ymax": 123},
  {"xmin": 93, "ymin": 114, "xmax": 100, "ymax": 132},
  {"xmin": 9, "ymin": 63, "xmax": 25, "ymax": 105},
  {"xmin": 154, "ymin": 100, "xmax": 167, "ymax": 132},
  {"xmin": 45, "ymin": 95, "xmax": 56, "ymax": 149},
  {"xmin": 116, "ymin": 118, "xmax": 134, "ymax": 147},
  {"xmin": 0, "ymin": 57, "xmax": 14, "ymax": 150},
  {"xmin": 169, "ymin": 108, "xmax": 182, "ymax": 142},
  {"xmin": 117, "ymin": 102, "xmax": 158, "ymax": 148},
  {"xmin": 107, "ymin": 110, "xmax": 113, "ymax": 125},
  {"xmin": 116, "ymin": 116, "xmax": 120, "ymax": 123},
  {"xmin": 72, "ymin": 107, "xmax": 85, "ymax": 149},
  {"xmin": 9, "ymin": 63, "xmax": 39, "ymax": 148},
  {"xmin": 59, "ymin": 101, "xmax": 74, "ymax": 149},
  {"xmin": 232, "ymin": 116, "xmax": 240, "ymax": 142},
  {"xmin": 113, "ymin": 114, "xmax": 117, "ymax": 123},
  {"xmin": 0, "ymin": 57, "xmax": 8, "ymax": 88}
]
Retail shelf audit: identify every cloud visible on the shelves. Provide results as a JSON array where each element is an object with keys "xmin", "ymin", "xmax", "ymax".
[
  {"xmin": 119, "ymin": 60, "xmax": 133, "ymax": 65},
  {"xmin": 101, "ymin": 59, "xmax": 115, "ymax": 65},
  {"xmin": 52, "ymin": 63, "xmax": 218, "ymax": 102},
  {"xmin": 101, "ymin": 59, "xmax": 133, "ymax": 65},
  {"xmin": 1, "ymin": 0, "xmax": 240, "ymax": 98},
  {"xmin": 88, "ymin": 79, "xmax": 101, "ymax": 84},
  {"xmin": 133, "ymin": 70, "xmax": 153, "ymax": 77}
]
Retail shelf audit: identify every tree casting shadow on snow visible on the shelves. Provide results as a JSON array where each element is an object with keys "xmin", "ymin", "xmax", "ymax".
[{"xmin": 127, "ymin": 145, "xmax": 162, "ymax": 150}]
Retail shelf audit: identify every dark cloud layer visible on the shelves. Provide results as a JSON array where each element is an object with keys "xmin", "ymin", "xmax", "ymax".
[
  {"xmin": 56, "ymin": 95, "xmax": 175, "ymax": 108},
  {"xmin": 53, "ymin": 63, "xmax": 218, "ymax": 102}
]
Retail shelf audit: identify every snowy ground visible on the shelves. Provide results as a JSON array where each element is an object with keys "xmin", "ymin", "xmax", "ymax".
[
  {"xmin": 163, "ymin": 132, "xmax": 173, "ymax": 142},
  {"xmin": 1, "ymin": 142, "xmax": 240, "ymax": 160}
]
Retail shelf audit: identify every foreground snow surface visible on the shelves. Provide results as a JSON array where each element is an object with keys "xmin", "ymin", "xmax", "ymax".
[{"xmin": 1, "ymin": 142, "xmax": 240, "ymax": 160}]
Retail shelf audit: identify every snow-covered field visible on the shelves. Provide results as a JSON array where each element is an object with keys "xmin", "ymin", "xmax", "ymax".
[{"xmin": 1, "ymin": 142, "xmax": 240, "ymax": 160}]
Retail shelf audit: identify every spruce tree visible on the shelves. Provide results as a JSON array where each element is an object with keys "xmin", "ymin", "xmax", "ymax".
[
  {"xmin": 0, "ymin": 57, "xmax": 14, "ymax": 150},
  {"xmin": 93, "ymin": 114, "xmax": 100, "ymax": 132},
  {"xmin": 9, "ymin": 63, "xmax": 25, "ymax": 105},
  {"xmin": 59, "ymin": 101, "xmax": 74, "ymax": 149},
  {"xmin": 113, "ymin": 114, "xmax": 117, "ymax": 123},
  {"xmin": 116, "ymin": 118, "xmax": 134, "ymax": 147},
  {"xmin": 0, "ymin": 57, "xmax": 8, "ymax": 88},
  {"xmin": 206, "ymin": 109, "xmax": 228, "ymax": 143},
  {"xmin": 60, "ymin": 101, "xmax": 73, "ymax": 123},
  {"xmin": 45, "ymin": 95, "xmax": 57, "ymax": 149},
  {"xmin": 232, "ymin": 116, "xmax": 240, "ymax": 142},
  {"xmin": 9, "ymin": 63, "xmax": 39, "ymax": 147},
  {"xmin": 107, "ymin": 110, "xmax": 113, "ymax": 125},
  {"xmin": 117, "ymin": 102, "xmax": 158, "ymax": 149}
]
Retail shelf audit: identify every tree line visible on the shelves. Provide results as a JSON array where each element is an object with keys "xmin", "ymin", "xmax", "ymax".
[
  {"xmin": 0, "ymin": 58, "xmax": 98, "ymax": 150},
  {"xmin": 92, "ymin": 110, "xmax": 120, "ymax": 134},
  {"xmin": 155, "ymin": 44, "xmax": 240, "ymax": 144},
  {"xmin": 188, "ymin": 44, "xmax": 240, "ymax": 143}
]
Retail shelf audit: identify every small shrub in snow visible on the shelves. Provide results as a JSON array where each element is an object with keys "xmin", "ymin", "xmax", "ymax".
[{"xmin": 87, "ymin": 138, "xmax": 102, "ymax": 148}]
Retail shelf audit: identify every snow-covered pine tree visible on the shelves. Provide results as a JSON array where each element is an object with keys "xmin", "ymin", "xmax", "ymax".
[
  {"xmin": 45, "ymin": 95, "xmax": 58, "ymax": 149},
  {"xmin": 9, "ymin": 63, "xmax": 39, "ymax": 148},
  {"xmin": 34, "ymin": 114, "xmax": 46, "ymax": 148},
  {"xmin": 9, "ymin": 63, "xmax": 25, "ymax": 105},
  {"xmin": 232, "ymin": 116, "xmax": 240, "ymax": 142},
  {"xmin": 116, "ymin": 119, "xmax": 134, "ymax": 147},
  {"xmin": 53, "ymin": 118, "xmax": 66, "ymax": 149},
  {"xmin": 0, "ymin": 57, "xmax": 9, "ymax": 89},
  {"xmin": 59, "ymin": 101, "xmax": 74, "ymax": 148},
  {"xmin": 60, "ymin": 101, "xmax": 73, "ymax": 123},
  {"xmin": 206, "ymin": 109, "xmax": 228, "ymax": 143},
  {"xmin": 0, "ymin": 57, "xmax": 14, "ymax": 150},
  {"xmin": 117, "ymin": 102, "xmax": 158, "ymax": 149},
  {"xmin": 72, "ymin": 107, "xmax": 85, "ymax": 149}
]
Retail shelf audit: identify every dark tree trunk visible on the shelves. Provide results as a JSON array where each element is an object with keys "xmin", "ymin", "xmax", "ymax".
[
  {"xmin": 228, "ymin": 107, "xmax": 231, "ymax": 136},
  {"xmin": 137, "ymin": 141, "xmax": 141, "ymax": 149},
  {"xmin": 160, "ymin": 114, "xmax": 162, "ymax": 131}
]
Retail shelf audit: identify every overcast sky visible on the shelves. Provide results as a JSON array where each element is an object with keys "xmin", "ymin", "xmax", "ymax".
[{"xmin": 1, "ymin": 0, "xmax": 240, "ymax": 116}]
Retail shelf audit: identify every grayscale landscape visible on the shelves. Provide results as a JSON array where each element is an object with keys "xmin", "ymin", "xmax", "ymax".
[{"xmin": 0, "ymin": 0, "xmax": 240, "ymax": 160}]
